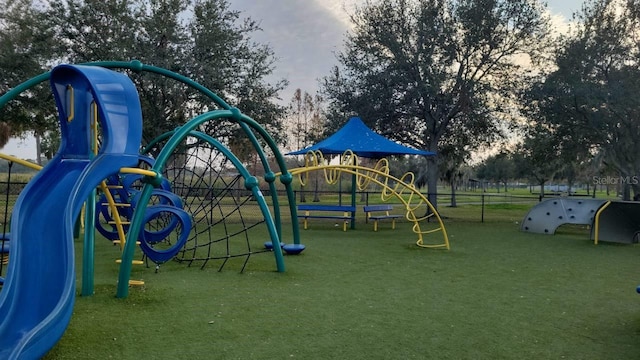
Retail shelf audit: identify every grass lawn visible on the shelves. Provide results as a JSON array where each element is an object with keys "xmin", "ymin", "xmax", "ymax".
[{"xmin": 22, "ymin": 204, "xmax": 640, "ymax": 359}]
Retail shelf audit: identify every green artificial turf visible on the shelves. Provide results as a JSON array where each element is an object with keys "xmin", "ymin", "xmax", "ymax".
[{"xmin": 24, "ymin": 205, "xmax": 640, "ymax": 359}]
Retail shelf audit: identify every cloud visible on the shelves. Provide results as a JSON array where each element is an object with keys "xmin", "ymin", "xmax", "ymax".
[
  {"xmin": 548, "ymin": 10, "xmax": 574, "ymax": 37},
  {"xmin": 312, "ymin": 0, "xmax": 361, "ymax": 29},
  {"xmin": 229, "ymin": 0, "xmax": 354, "ymax": 100},
  {"xmin": 229, "ymin": 0, "xmax": 581, "ymax": 104}
]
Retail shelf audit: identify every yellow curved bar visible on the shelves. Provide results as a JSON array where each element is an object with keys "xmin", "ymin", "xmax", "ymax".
[
  {"xmin": 0, "ymin": 153, "xmax": 43, "ymax": 171},
  {"xmin": 340, "ymin": 150, "xmax": 357, "ymax": 167},
  {"xmin": 66, "ymin": 84, "xmax": 74, "ymax": 122},
  {"xmin": 283, "ymin": 158, "xmax": 450, "ymax": 250},
  {"xmin": 98, "ymin": 168, "xmax": 158, "ymax": 251},
  {"xmin": 357, "ymin": 158, "xmax": 389, "ymax": 191},
  {"xmin": 91, "ymin": 101, "xmax": 99, "ymax": 155},
  {"xmin": 108, "ymin": 168, "xmax": 158, "ymax": 248},
  {"xmin": 99, "ymin": 180, "xmax": 129, "ymax": 250},
  {"xmin": 119, "ymin": 167, "xmax": 158, "ymax": 178},
  {"xmin": 593, "ymin": 200, "xmax": 612, "ymax": 245},
  {"xmin": 299, "ymin": 151, "xmax": 322, "ymax": 187},
  {"xmin": 96, "ymin": 155, "xmax": 156, "ymax": 272},
  {"xmin": 323, "ymin": 152, "xmax": 342, "ymax": 185}
]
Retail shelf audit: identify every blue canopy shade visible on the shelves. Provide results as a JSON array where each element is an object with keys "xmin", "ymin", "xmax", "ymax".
[{"xmin": 287, "ymin": 117, "xmax": 435, "ymax": 158}]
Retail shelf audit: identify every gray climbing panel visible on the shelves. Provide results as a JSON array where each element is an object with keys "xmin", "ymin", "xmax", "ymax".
[
  {"xmin": 589, "ymin": 201, "xmax": 640, "ymax": 244},
  {"xmin": 520, "ymin": 198, "xmax": 607, "ymax": 235}
]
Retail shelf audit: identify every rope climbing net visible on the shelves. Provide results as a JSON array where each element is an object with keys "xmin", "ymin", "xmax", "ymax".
[{"xmin": 140, "ymin": 133, "xmax": 274, "ymax": 271}]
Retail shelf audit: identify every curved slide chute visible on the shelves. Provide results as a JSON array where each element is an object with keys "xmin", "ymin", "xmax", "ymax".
[{"xmin": 0, "ymin": 65, "xmax": 142, "ymax": 359}]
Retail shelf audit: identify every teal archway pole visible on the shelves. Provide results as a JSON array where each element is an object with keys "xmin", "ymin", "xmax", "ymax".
[
  {"xmin": 88, "ymin": 61, "xmax": 299, "ymax": 244},
  {"xmin": 117, "ymin": 108, "xmax": 285, "ymax": 298},
  {"xmin": 0, "ymin": 60, "xmax": 302, "ymax": 247}
]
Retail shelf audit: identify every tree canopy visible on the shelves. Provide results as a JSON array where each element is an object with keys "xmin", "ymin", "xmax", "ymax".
[
  {"xmin": 321, "ymin": 0, "xmax": 551, "ymax": 207},
  {"xmin": 523, "ymin": 0, "xmax": 640, "ymax": 199},
  {"xmin": 0, "ymin": 0, "xmax": 287, "ymax": 158}
]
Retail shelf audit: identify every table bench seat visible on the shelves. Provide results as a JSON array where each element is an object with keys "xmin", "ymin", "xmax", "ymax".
[
  {"xmin": 297, "ymin": 204, "xmax": 355, "ymax": 231},
  {"xmin": 364, "ymin": 205, "xmax": 402, "ymax": 231}
]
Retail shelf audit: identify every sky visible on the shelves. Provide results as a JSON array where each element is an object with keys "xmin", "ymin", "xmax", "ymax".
[{"xmin": 2, "ymin": 0, "xmax": 585, "ymax": 160}]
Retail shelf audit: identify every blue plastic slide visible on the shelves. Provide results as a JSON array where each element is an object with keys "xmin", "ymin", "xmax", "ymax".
[{"xmin": 0, "ymin": 65, "xmax": 142, "ymax": 359}]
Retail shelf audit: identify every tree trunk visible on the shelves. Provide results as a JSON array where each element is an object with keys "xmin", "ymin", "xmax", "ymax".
[
  {"xmin": 300, "ymin": 183, "xmax": 306, "ymax": 203},
  {"xmin": 632, "ymin": 182, "xmax": 640, "ymax": 201},
  {"xmin": 426, "ymin": 154, "xmax": 439, "ymax": 210},
  {"xmin": 450, "ymin": 180, "xmax": 457, "ymax": 207},
  {"xmin": 35, "ymin": 133, "xmax": 42, "ymax": 165},
  {"xmin": 622, "ymin": 183, "xmax": 631, "ymax": 201},
  {"xmin": 313, "ymin": 175, "xmax": 320, "ymax": 202}
]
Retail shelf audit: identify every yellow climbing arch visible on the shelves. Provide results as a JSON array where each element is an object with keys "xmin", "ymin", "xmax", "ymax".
[{"xmin": 287, "ymin": 150, "xmax": 449, "ymax": 249}]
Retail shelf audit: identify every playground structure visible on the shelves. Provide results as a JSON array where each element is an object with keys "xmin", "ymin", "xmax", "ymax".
[
  {"xmin": 286, "ymin": 150, "xmax": 449, "ymax": 249},
  {"xmin": 0, "ymin": 61, "xmax": 449, "ymax": 358},
  {"xmin": 589, "ymin": 201, "xmax": 640, "ymax": 244},
  {"xmin": 520, "ymin": 198, "xmax": 606, "ymax": 235},
  {"xmin": 0, "ymin": 62, "xmax": 301, "ymax": 359},
  {"xmin": 0, "ymin": 65, "xmax": 146, "ymax": 359},
  {"xmin": 520, "ymin": 197, "xmax": 640, "ymax": 244}
]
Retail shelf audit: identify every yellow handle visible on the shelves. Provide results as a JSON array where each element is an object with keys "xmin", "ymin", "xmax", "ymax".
[{"xmin": 66, "ymin": 85, "xmax": 74, "ymax": 122}]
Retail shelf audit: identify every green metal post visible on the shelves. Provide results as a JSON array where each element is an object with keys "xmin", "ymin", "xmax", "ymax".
[{"xmin": 351, "ymin": 172, "xmax": 357, "ymax": 229}]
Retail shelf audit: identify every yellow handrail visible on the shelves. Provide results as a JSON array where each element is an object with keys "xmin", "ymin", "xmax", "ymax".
[
  {"xmin": 99, "ymin": 180, "xmax": 129, "ymax": 249},
  {"xmin": 593, "ymin": 200, "xmax": 611, "ymax": 245},
  {"xmin": 0, "ymin": 153, "xmax": 42, "ymax": 171},
  {"xmin": 119, "ymin": 167, "xmax": 157, "ymax": 178},
  {"xmin": 91, "ymin": 101, "xmax": 98, "ymax": 155},
  {"xmin": 66, "ymin": 84, "xmax": 74, "ymax": 122}
]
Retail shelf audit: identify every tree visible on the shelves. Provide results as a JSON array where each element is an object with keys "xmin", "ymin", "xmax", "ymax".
[
  {"xmin": 0, "ymin": 0, "xmax": 58, "ymax": 161},
  {"xmin": 438, "ymin": 143, "xmax": 469, "ymax": 207},
  {"xmin": 0, "ymin": 0, "xmax": 287, "ymax": 158},
  {"xmin": 287, "ymin": 89, "xmax": 325, "ymax": 150},
  {"xmin": 289, "ymin": 89, "xmax": 305, "ymax": 152},
  {"xmin": 289, "ymin": 88, "xmax": 308, "ymax": 202},
  {"xmin": 525, "ymin": 0, "xmax": 640, "ymax": 200},
  {"xmin": 321, "ymin": 0, "xmax": 551, "ymax": 208},
  {"xmin": 287, "ymin": 88, "xmax": 326, "ymax": 202},
  {"xmin": 476, "ymin": 151, "xmax": 514, "ymax": 193},
  {"xmin": 189, "ymin": 0, "xmax": 288, "ymax": 146},
  {"xmin": 511, "ymin": 124, "xmax": 562, "ymax": 197}
]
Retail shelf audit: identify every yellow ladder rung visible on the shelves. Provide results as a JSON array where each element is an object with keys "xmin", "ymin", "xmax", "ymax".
[
  {"xmin": 106, "ymin": 185, "xmax": 124, "ymax": 189},
  {"xmin": 102, "ymin": 203, "xmax": 131, "ymax": 207},
  {"xmin": 128, "ymin": 280, "xmax": 145, "ymax": 286},
  {"xmin": 115, "ymin": 259, "xmax": 145, "ymax": 265},
  {"xmin": 108, "ymin": 221, "xmax": 131, "ymax": 225},
  {"xmin": 112, "ymin": 240, "xmax": 141, "ymax": 245}
]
